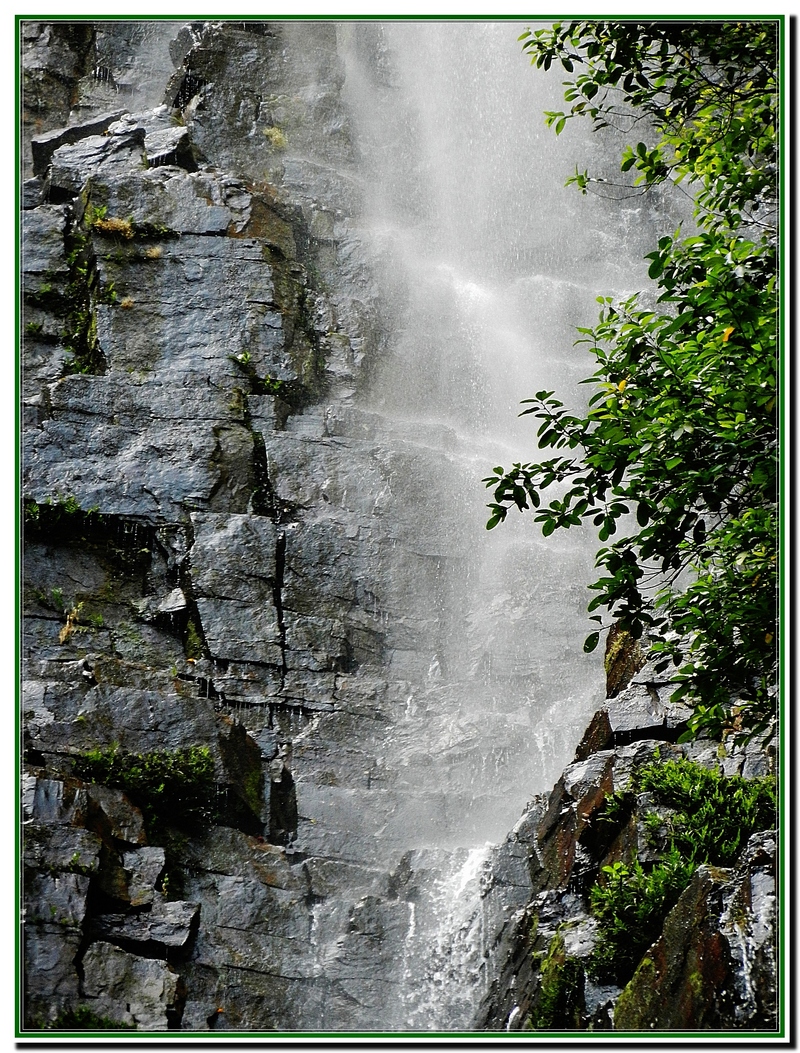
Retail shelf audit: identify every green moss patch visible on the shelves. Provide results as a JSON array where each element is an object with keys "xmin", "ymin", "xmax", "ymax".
[
  {"xmin": 588, "ymin": 756, "xmax": 775, "ymax": 985},
  {"xmin": 73, "ymin": 745, "xmax": 216, "ymax": 841},
  {"xmin": 532, "ymin": 930, "xmax": 585, "ymax": 1030}
]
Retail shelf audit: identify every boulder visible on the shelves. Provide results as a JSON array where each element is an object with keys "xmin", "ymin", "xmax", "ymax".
[
  {"xmin": 122, "ymin": 846, "xmax": 167, "ymax": 906},
  {"xmin": 86, "ymin": 784, "xmax": 146, "ymax": 845},
  {"xmin": 30, "ymin": 110, "xmax": 127, "ymax": 174},
  {"xmin": 89, "ymin": 899, "xmax": 200, "ymax": 953},
  {"xmin": 81, "ymin": 941, "xmax": 184, "ymax": 1030},
  {"xmin": 50, "ymin": 129, "xmax": 147, "ymax": 196}
]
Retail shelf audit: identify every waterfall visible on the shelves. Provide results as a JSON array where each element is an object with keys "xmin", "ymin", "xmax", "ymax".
[{"xmin": 335, "ymin": 22, "xmax": 661, "ymax": 1028}]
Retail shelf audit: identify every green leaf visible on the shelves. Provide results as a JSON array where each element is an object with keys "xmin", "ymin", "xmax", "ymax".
[{"xmin": 583, "ymin": 631, "xmax": 601, "ymax": 653}]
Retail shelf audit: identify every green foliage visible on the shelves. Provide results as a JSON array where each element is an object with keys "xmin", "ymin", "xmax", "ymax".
[
  {"xmin": 487, "ymin": 21, "xmax": 778, "ymax": 739},
  {"xmin": 24, "ymin": 495, "xmax": 103, "ymax": 542},
  {"xmin": 40, "ymin": 1005, "xmax": 135, "ymax": 1031},
  {"xmin": 85, "ymin": 200, "xmax": 173, "ymax": 242},
  {"xmin": 532, "ymin": 931, "xmax": 585, "ymax": 1030},
  {"xmin": 520, "ymin": 20, "xmax": 777, "ymax": 233},
  {"xmin": 597, "ymin": 787, "xmax": 634, "ymax": 828},
  {"xmin": 589, "ymin": 849, "xmax": 693, "ymax": 984},
  {"xmin": 72, "ymin": 744, "xmax": 217, "ymax": 840},
  {"xmin": 229, "ymin": 351, "xmax": 292, "ymax": 399},
  {"xmin": 636, "ymin": 756, "xmax": 775, "ymax": 866},
  {"xmin": 588, "ymin": 756, "xmax": 776, "ymax": 983},
  {"xmin": 185, "ymin": 614, "xmax": 207, "ymax": 660},
  {"xmin": 86, "ymin": 204, "xmax": 134, "ymax": 240}
]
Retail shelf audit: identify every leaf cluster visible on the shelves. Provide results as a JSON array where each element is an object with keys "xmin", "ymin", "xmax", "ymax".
[
  {"xmin": 587, "ymin": 756, "xmax": 775, "ymax": 983},
  {"xmin": 636, "ymin": 756, "xmax": 775, "ymax": 866},
  {"xmin": 487, "ymin": 20, "xmax": 778, "ymax": 738},
  {"xmin": 72, "ymin": 744, "xmax": 217, "ymax": 840},
  {"xmin": 588, "ymin": 848, "xmax": 692, "ymax": 984},
  {"xmin": 229, "ymin": 351, "xmax": 305, "ymax": 401},
  {"xmin": 521, "ymin": 20, "xmax": 777, "ymax": 233}
]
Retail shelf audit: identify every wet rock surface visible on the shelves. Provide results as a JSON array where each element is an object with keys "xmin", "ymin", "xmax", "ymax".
[
  {"xmin": 21, "ymin": 19, "xmax": 777, "ymax": 1035},
  {"xmin": 475, "ymin": 675, "xmax": 778, "ymax": 1033}
]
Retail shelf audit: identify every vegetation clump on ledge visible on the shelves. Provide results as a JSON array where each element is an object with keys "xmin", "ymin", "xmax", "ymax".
[
  {"xmin": 588, "ymin": 755, "xmax": 775, "ymax": 985},
  {"xmin": 72, "ymin": 744, "xmax": 217, "ymax": 840},
  {"xmin": 37, "ymin": 1006, "xmax": 136, "ymax": 1032}
]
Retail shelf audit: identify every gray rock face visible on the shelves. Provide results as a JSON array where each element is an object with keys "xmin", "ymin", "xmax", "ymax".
[
  {"xmin": 90, "ymin": 899, "xmax": 200, "ymax": 950},
  {"xmin": 189, "ymin": 513, "xmax": 281, "ymax": 666},
  {"xmin": 123, "ymin": 847, "xmax": 166, "ymax": 906},
  {"xmin": 81, "ymin": 941, "xmax": 184, "ymax": 1030},
  {"xmin": 31, "ymin": 110, "xmax": 127, "ymax": 175},
  {"xmin": 474, "ymin": 692, "xmax": 777, "ymax": 1032}
]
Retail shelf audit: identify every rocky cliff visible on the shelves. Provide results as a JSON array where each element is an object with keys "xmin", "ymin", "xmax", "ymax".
[
  {"xmin": 474, "ymin": 676, "xmax": 777, "ymax": 1032},
  {"xmin": 20, "ymin": 20, "xmax": 778, "ymax": 1035}
]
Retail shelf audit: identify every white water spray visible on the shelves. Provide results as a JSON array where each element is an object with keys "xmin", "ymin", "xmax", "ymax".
[{"xmin": 335, "ymin": 22, "xmax": 666, "ymax": 1028}]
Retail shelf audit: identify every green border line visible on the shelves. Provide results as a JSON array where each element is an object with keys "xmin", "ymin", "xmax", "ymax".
[{"xmin": 16, "ymin": 12, "xmax": 788, "ymax": 1042}]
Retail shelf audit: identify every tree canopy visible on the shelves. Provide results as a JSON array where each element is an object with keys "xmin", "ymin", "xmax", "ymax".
[{"xmin": 485, "ymin": 20, "xmax": 779, "ymax": 739}]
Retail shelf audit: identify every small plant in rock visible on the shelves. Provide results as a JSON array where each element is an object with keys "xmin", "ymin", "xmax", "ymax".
[
  {"xmin": 263, "ymin": 125, "xmax": 288, "ymax": 149},
  {"xmin": 23, "ymin": 499, "xmax": 40, "ymax": 524},
  {"xmin": 185, "ymin": 615, "xmax": 206, "ymax": 660},
  {"xmin": 597, "ymin": 788, "xmax": 634, "ymax": 828},
  {"xmin": 228, "ymin": 351, "xmax": 291, "ymax": 399},
  {"xmin": 58, "ymin": 602, "xmax": 84, "ymax": 644},
  {"xmin": 89, "ymin": 210, "xmax": 135, "ymax": 240},
  {"xmin": 642, "ymin": 810, "xmax": 667, "ymax": 847},
  {"xmin": 41, "ymin": 1005, "xmax": 135, "ymax": 1031},
  {"xmin": 24, "ymin": 496, "xmax": 104, "ymax": 546},
  {"xmin": 98, "ymin": 280, "xmax": 118, "ymax": 305},
  {"xmin": 72, "ymin": 744, "xmax": 217, "ymax": 840},
  {"xmin": 588, "ymin": 849, "xmax": 693, "ymax": 984}
]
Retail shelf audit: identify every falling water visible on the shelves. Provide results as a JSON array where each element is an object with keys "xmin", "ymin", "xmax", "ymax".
[{"xmin": 336, "ymin": 22, "xmax": 665, "ymax": 1028}]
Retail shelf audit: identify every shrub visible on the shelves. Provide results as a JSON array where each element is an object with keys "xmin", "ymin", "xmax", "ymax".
[
  {"xmin": 637, "ymin": 757, "xmax": 775, "ymax": 867},
  {"xmin": 588, "ymin": 850, "xmax": 693, "ymax": 983},
  {"xmin": 73, "ymin": 744, "xmax": 217, "ymax": 840},
  {"xmin": 588, "ymin": 757, "xmax": 776, "ymax": 983},
  {"xmin": 263, "ymin": 125, "xmax": 287, "ymax": 149}
]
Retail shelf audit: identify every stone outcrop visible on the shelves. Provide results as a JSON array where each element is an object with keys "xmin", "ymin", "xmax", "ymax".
[
  {"xmin": 475, "ymin": 672, "xmax": 777, "ymax": 1032},
  {"xmin": 612, "ymin": 830, "xmax": 777, "ymax": 1031}
]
